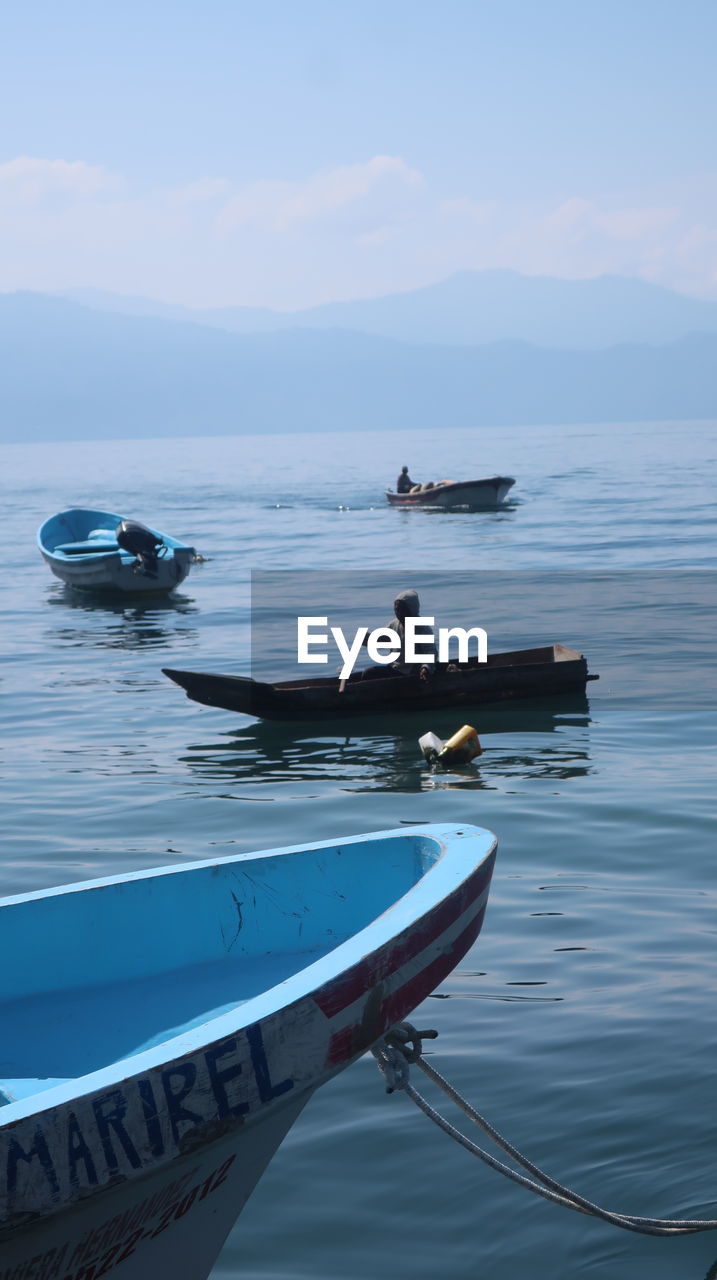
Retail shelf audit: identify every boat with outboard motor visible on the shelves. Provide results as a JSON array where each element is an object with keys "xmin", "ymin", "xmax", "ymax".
[
  {"xmin": 0, "ymin": 823, "xmax": 497, "ymax": 1279},
  {"xmin": 386, "ymin": 476, "xmax": 515, "ymax": 509},
  {"xmin": 163, "ymin": 643, "xmax": 597, "ymax": 722},
  {"xmin": 37, "ymin": 508, "xmax": 196, "ymax": 593}
]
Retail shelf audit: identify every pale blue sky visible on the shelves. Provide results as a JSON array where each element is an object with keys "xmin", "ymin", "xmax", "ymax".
[{"xmin": 1, "ymin": 1, "xmax": 715, "ymax": 306}]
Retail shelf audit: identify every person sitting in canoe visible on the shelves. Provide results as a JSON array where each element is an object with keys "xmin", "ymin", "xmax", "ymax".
[
  {"xmin": 358, "ymin": 589, "xmax": 437, "ymax": 682},
  {"xmin": 396, "ymin": 465, "xmax": 417, "ymax": 493}
]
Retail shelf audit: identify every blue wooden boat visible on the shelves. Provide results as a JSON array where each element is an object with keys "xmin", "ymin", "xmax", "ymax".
[
  {"xmin": 37, "ymin": 508, "xmax": 196, "ymax": 594},
  {"xmin": 0, "ymin": 823, "xmax": 496, "ymax": 1278}
]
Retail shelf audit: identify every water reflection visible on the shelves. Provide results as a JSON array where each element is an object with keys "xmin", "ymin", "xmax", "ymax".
[
  {"xmin": 178, "ymin": 696, "xmax": 593, "ymax": 793},
  {"xmin": 44, "ymin": 588, "xmax": 199, "ymax": 650}
]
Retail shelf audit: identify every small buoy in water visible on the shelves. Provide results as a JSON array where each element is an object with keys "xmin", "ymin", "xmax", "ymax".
[{"xmin": 419, "ymin": 724, "xmax": 482, "ymax": 766}]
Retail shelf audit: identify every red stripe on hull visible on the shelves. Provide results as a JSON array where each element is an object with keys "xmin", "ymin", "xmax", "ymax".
[
  {"xmin": 326, "ymin": 1024, "xmax": 356, "ymax": 1067},
  {"xmin": 314, "ymin": 854, "xmax": 494, "ymax": 1020},
  {"xmin": 325, "ymin": 905, "xmax": 487, "ymax": 1066}
]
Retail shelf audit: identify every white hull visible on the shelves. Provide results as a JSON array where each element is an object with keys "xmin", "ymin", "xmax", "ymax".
[
  {"xmin": 40, "ymin": 547, "xmax": 194, "ymax": 594},
  {"xmin": 0, "ymin": 1095, "xmax": 309, "ymax": 1279},
  {"xmin": 422, "ymin": 480, "xmax": 514, "ymax": 508},
  {"xmin": 386, "ymin": 476, "xmax": 516, "ymax": 510}
]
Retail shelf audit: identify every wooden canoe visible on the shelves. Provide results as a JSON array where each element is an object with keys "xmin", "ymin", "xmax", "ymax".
[
  {"xmin": 163, "ymin": 643, "xmax": 598, "ymax": 722},
  {"xmin": 0, "ymin": 823, "xmax": 496, "ymax": 1279}
]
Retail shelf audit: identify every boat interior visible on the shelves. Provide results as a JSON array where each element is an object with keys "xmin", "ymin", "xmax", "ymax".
[
  {"xmin": 0, "ymin": 834, "xmax": 442, "ymax": 1108},
  {"xmin": 39, "ymin": 510, "xmax": 188, "ymax": 561},
  {"xmin": 41, "ymin": 510, "xmax": 122, "ymax": 556},
  {"xmin": 52, "ymin": 528, "xmax": 122, "ymax": 557},
  {"xmin": 270, "ymin": 644, "xmax": 582, "ymax": 691}
]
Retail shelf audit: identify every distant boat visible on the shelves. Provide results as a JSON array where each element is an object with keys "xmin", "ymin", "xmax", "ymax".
[
  {"xmin": 163, "ymin": 644, "xmax": 598, "ymax": 722},
  {"xmin": 0, "ymin": 823, "xmax": 497, "ymax": 1279},
  {"xmin": 386, "ymin": 476, "xmax": 516, "ymax": 509},
  {"xmin": 37, "ymin": 508, "xmax": 196, "ymax": 593}
]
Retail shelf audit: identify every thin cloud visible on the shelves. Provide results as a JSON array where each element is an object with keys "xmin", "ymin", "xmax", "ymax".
[
  {"xmin": 0, "ymin": 156, "xmax": 120, "ymax": 203},
  {"xmin": 593, "ymin": 206, "xmax": 679, "ymax": 240},
  {"xmin": 216, "ymin": 155, "xmax": 424, "ymax": 233},
  {"xmin": 0, "ymin": 154, "xmax": 715, "ymax": 305}
]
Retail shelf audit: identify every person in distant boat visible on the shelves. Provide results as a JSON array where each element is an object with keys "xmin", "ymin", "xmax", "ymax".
[{"xmin": 396, "ymin": 466, "xmax": 416, "ymax": 493}]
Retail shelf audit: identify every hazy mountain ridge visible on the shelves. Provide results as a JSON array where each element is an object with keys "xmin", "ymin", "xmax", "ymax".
[
  {"xmin": 62, "ymin": 270, "xmax": 717, "ymax": 349},
  {"xmin": 1, "ymin": 291, "xmax": 715, "ymax": 443}
]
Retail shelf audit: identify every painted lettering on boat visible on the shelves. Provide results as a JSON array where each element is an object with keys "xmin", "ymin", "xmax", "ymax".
[
  {"xmin": 0, "ymin": 1241, "xmax": 69, "ymax": 1280},
  {"xmin": 1, "ymin": 1022, "xmax": 296, "ymax": 1221},
  {"xmin": 0, "ymin": 1155, "xmax": 236, "ymax": 1280},
  {"xmin": 65, "ymin": 1166, "xmax": 199, "ymax": 1269}
]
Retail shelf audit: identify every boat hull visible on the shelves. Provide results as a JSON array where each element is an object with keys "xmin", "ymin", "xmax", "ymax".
[
  {"xmin": 39, "ymin": 546, "xmax": 195, "ymax": 593},
  {"xmin": 37, "ymin": 509, "xmax": 195, "ymax": 595},
  {"xmin": 0, "ymin": 1099, "xmax": 308, "ymax": 1279},
  {"xmin": 0, "ymin": 825, "xmax": 496, "ymax": 1278},
  {"xmin": 163, "ymin": 644, "xmax": 597, "ymax": 722},
  {"xmin": 386, "ymin": 476, "xmax": 515, "ymax": 509}
]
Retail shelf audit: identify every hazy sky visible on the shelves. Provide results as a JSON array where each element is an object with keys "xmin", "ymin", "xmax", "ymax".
[{"xmin": 1, "ymin": 0, "xmax": 715, "ymax": 307}]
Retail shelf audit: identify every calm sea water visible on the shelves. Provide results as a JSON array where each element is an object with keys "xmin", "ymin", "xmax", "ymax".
[{"xmin": 1, "ymin": 420, "xmax": 716, "ymax": 1279}]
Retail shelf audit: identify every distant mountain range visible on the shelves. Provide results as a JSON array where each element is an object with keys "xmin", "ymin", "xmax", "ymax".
[
  {"xmin": 1, "ymin": 288, "xmax": 715, "ymax": 444},
  {"xmin": 63, "ymin": 270, "xmax": 717, "ymax": 349}
]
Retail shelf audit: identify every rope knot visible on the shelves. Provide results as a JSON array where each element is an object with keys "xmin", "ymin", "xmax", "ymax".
[
  {"xmin": 385, "ymin": 1021, "xmax": 438, "ymax": 1064},
  {"xmin": 372, "ymin": 1022, "xmax": 438, "ymax": 1092}
]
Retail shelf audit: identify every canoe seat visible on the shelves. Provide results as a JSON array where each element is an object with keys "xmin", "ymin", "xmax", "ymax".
[{"xmin": 54, "ymin": 539, "xmax": 119, "ymax": 556}]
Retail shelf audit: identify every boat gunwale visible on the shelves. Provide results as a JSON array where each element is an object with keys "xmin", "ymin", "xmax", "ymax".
[
  {"xmin": 37, "ymin": 508, "xmax": 195, "ymax": 565},
  {"xmin": 266, "ymin": 643, "xmax": 584, "ymax": 693},
  {"xmin": 163, "ymin": 643, "xmax": 586, "ymax": 698},
  {"xmin": 0, "ymin": 823, "xmax": 496, "ymax": 1129}
]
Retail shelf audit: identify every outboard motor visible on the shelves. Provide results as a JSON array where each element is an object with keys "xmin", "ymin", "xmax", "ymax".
[{"xmin": 115, "ymin": 520, "xmax": 164, "ymax": 578}]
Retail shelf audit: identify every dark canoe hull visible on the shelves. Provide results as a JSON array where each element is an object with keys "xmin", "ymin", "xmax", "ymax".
[
  {"xmin": 386, "ymin": 476, "xmax": 515, "ymax": 509},
  {"xmin": 163, "ymin": 644, "xmax": 597, "ymax": 723}
]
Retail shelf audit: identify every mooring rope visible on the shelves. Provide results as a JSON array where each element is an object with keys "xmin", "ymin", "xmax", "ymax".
[{"xmin": 372, "ymin": 1023, "xmax": 717, "ymax": 1237}]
